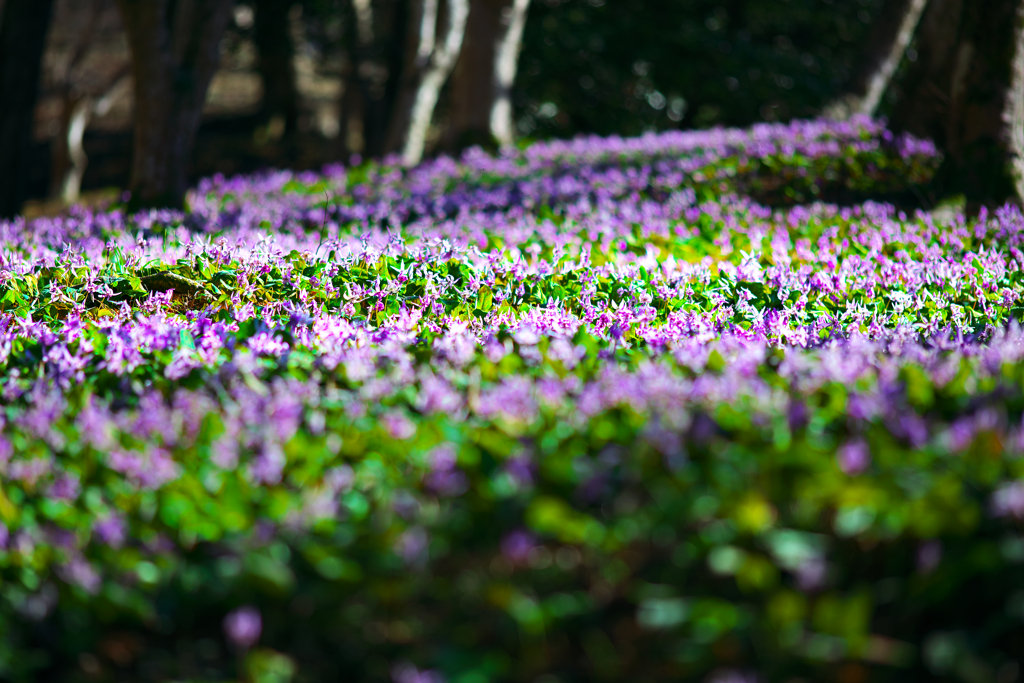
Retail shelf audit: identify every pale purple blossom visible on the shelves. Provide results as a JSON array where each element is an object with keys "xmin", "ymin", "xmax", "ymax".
[
  {"xmin": 391, "ymin": 662, "xmax": 445, "ymax": 683},
  {"xmin": 396, "ymin": 526, "xmax": 430, "ymax": 567},
  {"xmin": 224, "ymin": 606, "xmax": 262, "ymax": 650},
  {"xmin": 992, "ymin": 481, "xmax": 1024, "ymax": 519},
  {"xmin": 917, "ymin": 540, "xmax": 943, "ymax": 574},
  {"xmin": 837, "ymin": 439, "xmax": 871, "ymax": 475},
  {"xmin": 500, "ymin": 529, "xmax": 537, "ymax": 564}
]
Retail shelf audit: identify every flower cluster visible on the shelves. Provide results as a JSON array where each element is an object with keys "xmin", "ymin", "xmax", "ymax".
[{"xmin": 0, "ymin": 120, "xmax": 1018, "ymax": 682}]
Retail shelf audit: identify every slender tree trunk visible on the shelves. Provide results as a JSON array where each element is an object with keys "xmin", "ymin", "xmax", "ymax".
[
  {"xmin": 254, "ymin": 0, "xmax": 299, "ymax": 133},
  {"xmin": 443, "ymin": 0, "xmax": 528, "ymax": 152},
  {"xmin": 1010, "ymin": 3, "xmax": 1024, "ymax": 200},
  {"xmin": 890, "ymin": 0, "xmax": 1024, "ymax": 208},
  {"xmin": 116, "ymin": 0, "xmax": 234, "ymax": 209},
  {"xmin": 489, "ymin": 0, "xmax": 529, "ymax": 147},
  {"xmin": 825, "ymin": 0, "xmax": 930, "ymax": 119},
  {"xmin": 0, "ymin": 0, "xmax": 55, "ymax": 219},
  {"xmin": 386, "ymin": 0, "xmax": 469, "ymax": 165},
  {"xmin": 51, "ymin": 72, "xmax": 130, "ymax": 203},
  {"xmin": 48, "ymin": 0, "xmax": 129, "ymax": 204}
]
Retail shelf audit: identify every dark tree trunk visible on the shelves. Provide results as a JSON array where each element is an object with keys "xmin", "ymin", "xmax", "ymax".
[
  {"xmin": 442, "ymin": 0, "xmax": 505, "ymax": 153},
  {"xmin": 0, "ymin": 0, "xmax": 55, "ymax": 219},
  {"xmin": 826, "ymin": 0, "xmax": 930, "ymax": 119},
  {"xmin": 890, "ymin": 0, "xmax": 1024, "ymax": 208},
  {"xmin": 116, "ymin": 0, "xmax": 234, "ymax": 209},
  {"xmin": 385, "ymin": 0, "xmax": 470, "ymax": 164},
  {"xmin": 338, "ymin": 0, "xmax": 409, "ymax": 159},
  {"xmin": 254, "ymin": 0, "xmax": 299, "ymax": 133}
]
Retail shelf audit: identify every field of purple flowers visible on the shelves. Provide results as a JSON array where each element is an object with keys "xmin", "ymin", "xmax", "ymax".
[{"xmin": 0, "ymin": 118, "xmax": 1022, "ymax": 682}]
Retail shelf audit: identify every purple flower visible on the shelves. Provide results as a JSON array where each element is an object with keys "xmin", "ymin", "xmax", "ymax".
[
  {"xmin": 107, "ymin": 448, "xmax": 180, "ymax": 489},
  {"xmin": 917, "ymin": 540, "xmax": 942, "ymax": 574},
  {"xmin": 795, "ymin": 556, "xmax": 828, "ymax": 592},
  {"xmin": 223, "ymin": 606, "xmax": 262, "ymax": 650},
  {"xmin": 837, "ymin": 439, "xmax": 871, "ymax": 475},
  {"xmin": 47, "ymin": 472, "xmax": 81, "ymax": 502},
  {"xmin": 992, "ymin": 481, "xmax": 1024, "ymax": 519},
  {"xmin": 500, "ymin": 529, "xmax": 537, "ymax": 565},
  {"xmin": 396, "ymin": 526, "xmax": 430, "ymax": 567},
  {"xmin": 503, "ymin": 455, "xmax": 535, "ymax": 488},
  {"xmin": 382, "ymin": 411, "xmax": 416, "ymax": 440},
  {"xmin": 424, "ymin": 445, "xmax": 469, "ymax": 497},
  {"xmin": 391, "ymin": 662, "xmax": 445, "ymax": 683},
  {"xmin": 93, "ymin": 516, "xmax": 127, "ymax": 549},
  {"xmin": 57, "ymin": 555, "xmax": 101, "ymax": 595}
]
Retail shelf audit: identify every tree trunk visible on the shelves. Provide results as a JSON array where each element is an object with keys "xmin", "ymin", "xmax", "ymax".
[
  {"xmin": 825, "ymin": 0, "xmax": 930, "ymax": 119},
  {"xmin": 339, "ymin": 0, "xmax": 409, "ymax": 159},
  {"xmin": 1010, "ymin": 2, "xmax": 1024, "ymax": 200},
  {"xmin": 51, "ymin": 72, "xmax": 130, "ymax": 204},
  {"xmin": 489, "ymin": 0, "xmax": 529, "ymax": 147},
  {"xmin": 0, "ymin": 0, "xmax": 55, "ymax": 219},
  {"xmin": 254, "ymin": 0, "xmax": 299, "ymax": 133},
  {"xmin": 443, "ymin": 0, "xmax": 504, "ymax": 152},
  {"xmin": 48, "ymin": 0, "xmax": 129, "ymax": 204},
  {"xmin": 443, "ymin": 0, "xmax": 528, "ymax": 152},
  {"xmin": 386, "ymin": 0, "xmax": 470, "ymax": 165},
  {"xmin": 116, "ymin": 0, "xmax": 234, "ymax": 209},
  {"xmin": 890, "ymin": 0, "xmax": 1024, "ymax": 208}
]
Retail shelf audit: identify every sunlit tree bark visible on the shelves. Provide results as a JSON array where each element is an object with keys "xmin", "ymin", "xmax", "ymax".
[
  {"xmin": 443, "ymin": 0, "xmax": 530, "ymax": 152},
  {"xmin": 825, "ymin": 0, "xmax": 930, "ymax": 119},
  {"xmin": 386, "ymin": 0, "xmax": 469, "ymax": 165},
  {"xmin": 489, "ymin": 0, "xmax": 528, "ymax": 147},
  {"xmin": 48, "ymin": 0, "xmax": 131, "ymax": 204},
  {"xmin": 890, "ymin": 0, "xmax": 1024, "ymax": 207}
]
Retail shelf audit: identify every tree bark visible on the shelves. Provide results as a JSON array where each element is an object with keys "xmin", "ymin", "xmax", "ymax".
[
  {"xmin": 116, "ymin": 0, "xmax": 234, "ymax": 209},
  {"xmin": 48, "ymin": 0, "xmax": 130, "ymax": 204},
  {"xmin": 254, "ymin": 0, "xmax": 299, "ymax": 133},
  {"xmin": 890, "ymin": 0, "xmax": 1024, "ymax": 207},
  {"xmin": 386, "ymin": 0, "xmax": 469, "ymax": 165},
  {"xmin": 51, "ymin": 72, "xmax": 130, "ymax": 204},
  {"xmin": 1010, "ymin": 2, "xmax": 1024, "ymax": 200},
  {"xmin": 442, "ymin": 0, "xmax": 528, "ymax": 152},
  {"xmin": 338, "ymin": 0, "xmax": 409, "ymax": 159},
  {"xmin": 0, "ymin": 0, "xmax": 55, "ymax": 219},
  {"xmin": 489, "ymin": 0, "xmax": 529, "ymax": 147},
  {"xmin": 825, "ymin": 0, "xmax": 930, "ymax": 119},
  {"xmin": 442, "ymin": 0, "xmax": 503, "ymax": 152}
]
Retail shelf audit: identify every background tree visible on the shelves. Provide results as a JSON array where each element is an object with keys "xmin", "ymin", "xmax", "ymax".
[
  {"xmin": 889, "ymin": 0, "xmax": 1024, "ymax": 207},
  {"xmin": 254, "ymin": 0, "xmax": 300, "ymax": 136},
  {"xmin": 116, "ymin": 0, "xmax": 235, "ymax": 209},
  {"xmin": 335, "ymin": 0, "xmax": 409, "ymax": 158},
  {"xmin": 514, "ymin": 0, "xmax": 885, "ymax": 139},
  {"xmin": 0, "ymin": 0, "xmax": 55, "ymax": 219},
  {"xmin": 385, "ymin": 0, "xmax": 470, "ymax": 165},
  {"xmin": 47, "ymin": 0, "xmax": 130, "ymax": 204},
  {"xmin": 442, "ymin": 0, "xmax": 530, "ymax": 152},
  {"xmin": 825, "ymin": 0, "xmax": 930, "ymax": 119}
]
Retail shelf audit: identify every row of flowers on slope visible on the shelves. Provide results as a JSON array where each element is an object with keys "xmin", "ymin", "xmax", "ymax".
[
  {"xmin": 0, "ymin": 191, "xmax": 1020, "ymax": 676},
  {"xmin": 186, "ymin": 116, "xmax": 941, "ymax": 228}
]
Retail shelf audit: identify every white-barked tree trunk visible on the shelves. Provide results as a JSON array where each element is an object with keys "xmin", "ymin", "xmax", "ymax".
[{"xmin": 401, "ymin": 0, "xmax": 469, "ymax": 165}]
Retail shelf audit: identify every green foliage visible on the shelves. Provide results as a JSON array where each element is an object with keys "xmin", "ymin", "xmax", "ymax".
[{"xmin": 516, "ymin": 0, "xmax": 883, "ymax": 137}]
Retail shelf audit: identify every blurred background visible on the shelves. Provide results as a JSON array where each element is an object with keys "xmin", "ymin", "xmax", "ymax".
[{"xmin": 0, "ymin": 0, "xmax": 892, "ymax": 217}]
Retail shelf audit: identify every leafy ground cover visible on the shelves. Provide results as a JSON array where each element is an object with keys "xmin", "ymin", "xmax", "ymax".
[{"xmin": 1, "ymin": 119, "xmax": 1022, "ymax": 683}]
